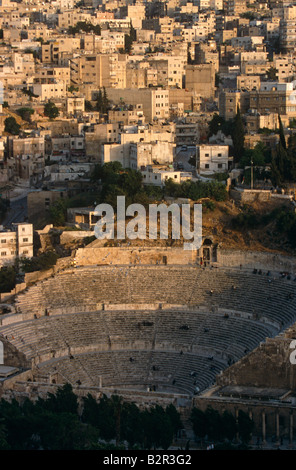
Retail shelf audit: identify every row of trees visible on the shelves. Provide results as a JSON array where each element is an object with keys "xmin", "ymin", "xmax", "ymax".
[
  {"xmin": 0, "ymin": 383, "xmax": 256, "ymax": 450},
  {"xmin": 191, "ymin": 406, "xmax": 254, "ymax": 446},
  {"xmin": 0, "ymin": 384, "xmax": 183, "ymax": 450}
]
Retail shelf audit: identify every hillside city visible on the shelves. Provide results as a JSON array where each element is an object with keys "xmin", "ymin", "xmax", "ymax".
[
  {"xmin": 1, "ymin": 0, "xmax": 296, "ymax": 452},
  {"xmin": 0, "ymin": 0, "xmax": 296, "ymax": 264}
]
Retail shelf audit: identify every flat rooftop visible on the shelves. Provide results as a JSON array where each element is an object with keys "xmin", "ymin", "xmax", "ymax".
[{"xmin": 0, "ymin": 365, "xmax": 19, "ymax": 378}]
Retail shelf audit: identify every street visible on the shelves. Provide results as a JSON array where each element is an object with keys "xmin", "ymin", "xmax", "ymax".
[
  {"xmin": 174, "ymin": 146, "xmax": 197, "ymax": 173},
  {"xmin": 2, "ymin": 196, "xmax": 28, "ymax": 228}
]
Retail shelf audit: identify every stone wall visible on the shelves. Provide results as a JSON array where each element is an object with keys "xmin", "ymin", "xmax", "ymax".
[
  {"xmin": 74, "ymin": 245, "xmax": 296, "ymax": 272},
  {"xmin": 60, "ymin": 230, "xmax": 94, "ymax": 244},
  {"xmin": 216, "ymin": 337, "xmax": 295, "ymax": 390},
  {"xmin": 218, "ymin": 249, "xmax": 296, "ymax": 272},
  {"xmin": 0, "ymin": 283, "xmax": 26, "ymax": 302},
  {"xmin": 230, "ymin": 188, "xmax": 294, "ymax": 205},
  {"xmin": 74, "ymin": 246, "xmax": 199, "ymax": 266},
  {"xmin": 24, "ymin": 256, "xmax": 73, "ymax": 285},
  {"xmin": 0, "ymin": 337, "xmax": 30, "ymax": 369}
]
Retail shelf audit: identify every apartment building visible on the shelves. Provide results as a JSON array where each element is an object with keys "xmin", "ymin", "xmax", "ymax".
[
  {"xmin": 103, "ymin": 140, "xmax": 175, "ymax": 170},
  {"xmin": 197, "ymin": 144, "xmax": 230, "ymax": 175},
  {"xmin": 145, "ymin": 55, "xmax": 187, "ymax": 89},
  {"xmin": 236, "ymin": 75, "xmax": 261, "ymax": 91},
  {"xmin": 42, "ymin": 38, "xmax": 81, "ymax": 64},
  {"xmin": 219, "ymin": 90, "xmax": 250, "ymax": 120},
  {"xmin": 57, "ymin": 10, "xmax": 92, "ymax": 29},
  {"xmin": 33, "ymin": 66, "xmax": 71, "ymax": 86},
  {"xmin": 185, "ymin": 64, "xmax": 216, "ymax": 99},
  {"xmin": 66, "ymin": 96, "xmax": 85, "ymax": 115},
  {"xmin": 31, "ymin": 82, "xmax": 67, "ymax": 101},
  {"xmin": 141, "ymin": 166, "xmax": 182, "ymax": 187},
  {"xmin": 245, "ymin": 112, "xmax": 279, "ymax": 133},
  {"xmin": 7, "ymin": 135, "xmax": 45, "ymax": 159},
  {"xmin": 249, "ymin": 81, "xmax": 296, "ymax": 118},
  {"xmin": 70, "ymin": 53, "xmax": 127, "ymax": 89},
  {"xmin": 280, "ymin": 5, "xmax": 296, "ymax": 52},
  {"xmin": 106, "ymin": 88, "xmax": 170, "ymax": 122},
  {"xmin": 273, "ymin": 56, "xmax": 294, "ymax": 82},
  {"xmin": 225, "ymin": 0, "xmax": 247, "ymax": 16},
  {"xmin": 0, "ymin": 223, "xmax": 33, "ymax": 267},
  {"xmin": 108, "ymin": 104, "xmax": 145, "ymax": 125}
]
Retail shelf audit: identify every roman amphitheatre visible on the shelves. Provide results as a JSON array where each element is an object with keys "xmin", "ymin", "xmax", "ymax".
[{"xmin": 1, "ymin": 198, "xmax": 296, "ymax": 446}]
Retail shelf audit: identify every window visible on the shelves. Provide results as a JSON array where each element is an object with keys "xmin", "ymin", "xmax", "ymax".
[
  {"xmin": 23, "ymin": 238, "xmax": 28, "ymax": 242},
  {"xmin": 1, "ymin": 252, "xmax": 6, "ymax": 256},
  {"xmin": 1, "ymin": 239, "xmax": 6, "ymax": 244},
  {"xmin": 205, "ymin": 164, "xmax": 209, "ymax": 168}
]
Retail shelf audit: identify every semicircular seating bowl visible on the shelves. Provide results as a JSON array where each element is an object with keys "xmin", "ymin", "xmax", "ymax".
[{"xmin": 2, "ymin": 262, "xmax": 295, "ymax": 397}]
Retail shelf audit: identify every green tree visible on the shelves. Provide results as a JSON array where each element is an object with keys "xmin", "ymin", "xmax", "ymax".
[
  {"xmin": 44, "ymin": 101, "xmax": 59, "ymax": 119},
  {"xmin": 82, "ymin": 394, "xmax": 116, "ymax": 441},
  {"xmin": 191, "ymin": 407, "xmax": 207, "ymax": 441},
  {"xmin": 118, "ymin": 168, "xmax": 143, "ymax": 197},
  {"xmin": 49, "ymin": 197, "xmax": 68, "ymax": 226},
  {"xmin": 16, "ymin": 107, "xmax": 34, "ymax": 123},
  {"xmin": 4, "ymin": 116, "xmax": 20, "ymax": 135},
  {"xmin": 142, "ymin": 405, "xmax": 174, "ymax": 450},
  {"xmin": 0, "ymin": 419, "xmax": 9, "ymax": 450},
  {"xmin": 41, "ymin": 383, "xmax": 78, "ymax": 415},
  {"xmin": 165, "ymin": 404, "xmax": 183, "ymax": 438},
  {"xmin": 85, "ymin": 100, "xmax": 93, "ymax": 111},
  {"xmin": 204, "ymin": 406, "xmax": 223, "ymax": 441},
  {"xmin": 124, "ymin": 33, "xmax": 133, "ymax": 54},
  {"xmin": 237, "ymin": 410, "xmax": 254, "ymax": 444},
  {"xmin": 19, "ymin": 251, "xmax": 59, "ymax": 273},
  {"xmin": 95, "ymin": 88, "xmax": 103, "ymax": 112},
  {"xmin": 0, "ymin": 196, "xmax": 9, "ymax": 222},
  {"xmin": 102, "ymin": 87, "xmax": 109, "ymax": 114},
  {"xmin": 129, "ymin": 23, "xmax": 136, "ymax": 42},
  {"xmin": 0, "ymin": 265, "xmax": 16, "ymax": 293},
  {"xmin": 109, "ymin": 395, "xmax": 125, "ymax": 445},
  {"xmin": 221, "ymin": 410, "xmax": 236, "ymax": 442},
  {"xmin": 208, "ymin": 113, "xmax": 225, "ymax": 137},
  {"xmin": 232, "ymin": 105, "xmax": 245, "ymax": 163},
  {"xmin": 120, "ymin": 402, "xmax": 144, "ymax": 448},
  {"xmin": 278, "ymin": 114, "xmax": 287, "ymax": 150},
  {"xmin": 266, "ymin": 66, "xmax": 278, "ymax": 80}
]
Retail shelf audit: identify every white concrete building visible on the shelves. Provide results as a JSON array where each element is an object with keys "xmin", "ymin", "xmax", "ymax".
[
  {"xmin": 0, "ymin": 223, "xmax": 33, "ymax": 267},
  {"xmin": 197, "ymin": 145, "xmax": 229, "ymax": 175}
]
